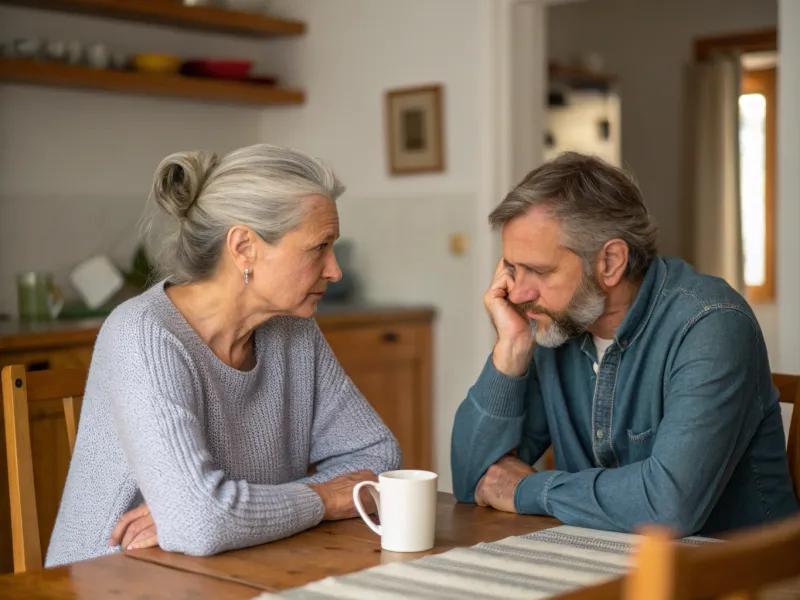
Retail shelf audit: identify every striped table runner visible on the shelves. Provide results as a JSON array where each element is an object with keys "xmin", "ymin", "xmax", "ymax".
[{"xmin": 256, "ymin": 526, "xmax": 714, "ymax": 599}]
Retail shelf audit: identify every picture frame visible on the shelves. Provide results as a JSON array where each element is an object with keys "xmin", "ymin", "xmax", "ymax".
[{"xmin": 385, "ymin": 84, "xmax": 445, "ymax": 175}]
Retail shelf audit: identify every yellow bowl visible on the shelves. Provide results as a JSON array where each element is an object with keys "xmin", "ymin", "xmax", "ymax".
[{"xmin": 132, "ymin": 53, "xmax": 183, "ymax": 75}]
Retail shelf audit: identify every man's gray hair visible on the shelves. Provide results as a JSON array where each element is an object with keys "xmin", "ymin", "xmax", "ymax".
[
  {"xmin": 142, "ymin": 143, "xmax": 345, "ymax": 284},
  {"xmin": 488, "ymin": 152, "xmax": 657, "ymax": 279}
]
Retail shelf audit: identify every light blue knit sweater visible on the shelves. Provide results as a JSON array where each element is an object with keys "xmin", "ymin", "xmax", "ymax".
[{"xmin": 46, "ymin": 282, "xmax": 401, "ymax": 567}]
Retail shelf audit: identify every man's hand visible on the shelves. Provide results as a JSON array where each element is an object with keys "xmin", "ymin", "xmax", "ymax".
[
  {"xmin": 307, "ymin": 470, "xmax": 378, "ymax": 520},
  {"xmin": 475, "ymin": 455, "xmax": 536, "ymax": 513},
  {"xmin": 484, "ymin": 260, "xmax": 535, "ymax": 376},
  {"xmin": 110, "ymin": 503, "xmax": 159, "ymax": 551}
]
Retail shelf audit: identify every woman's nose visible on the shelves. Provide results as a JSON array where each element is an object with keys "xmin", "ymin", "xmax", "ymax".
[{"xmin": 324, "ymin": 253, "xmax": 343, "ymax": 282}]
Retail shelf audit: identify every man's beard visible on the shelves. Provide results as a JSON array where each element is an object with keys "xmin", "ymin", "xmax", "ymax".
[{"xmin": 514, "ymin": 273, "xmax": 606, "ymax": 348}]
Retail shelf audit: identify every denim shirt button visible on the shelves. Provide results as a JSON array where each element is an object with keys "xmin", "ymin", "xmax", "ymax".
[{"xmin": 596, "ymin": 429, "xmax": 604, "ymax": 440}]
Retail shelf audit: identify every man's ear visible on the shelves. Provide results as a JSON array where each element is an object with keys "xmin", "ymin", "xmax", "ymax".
[{"xmin": 596, "ymin": 239, "xmax": 629, "ymax": 287}]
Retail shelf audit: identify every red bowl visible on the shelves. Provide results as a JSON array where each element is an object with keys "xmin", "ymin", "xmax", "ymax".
[{"xmin": 183, "ymin": 59, "xmax": 253, "ymax": 80}]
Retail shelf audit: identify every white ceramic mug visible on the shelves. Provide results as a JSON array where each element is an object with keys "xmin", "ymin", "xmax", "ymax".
[{"xmin": 353, "ymin": 470, "xmax": 438, "ymax": 553}]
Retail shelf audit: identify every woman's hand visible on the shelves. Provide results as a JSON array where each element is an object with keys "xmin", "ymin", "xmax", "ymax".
[
  {"xmin": 110, "ymin": 503, "xmax": 159, "ymax": 551},
  {"xmin": 307, "ymin": 470, "xmax": 378, "ymax": 520}
]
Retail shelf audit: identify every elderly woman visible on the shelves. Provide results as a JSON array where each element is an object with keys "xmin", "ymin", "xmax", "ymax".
[{"xmin": 46, "ymin": 144, "xmax": 401, "ymax": 567}]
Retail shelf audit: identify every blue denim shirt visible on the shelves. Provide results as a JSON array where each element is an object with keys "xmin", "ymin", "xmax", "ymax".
[{"xmin": 451, "ymin": 257, "xmax": 799, "ymax": 536}]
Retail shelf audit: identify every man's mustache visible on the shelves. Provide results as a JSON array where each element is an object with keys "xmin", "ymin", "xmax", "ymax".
[{"xmin": 513, "ymin": 299, "xmax": 557, "ymax": 319}]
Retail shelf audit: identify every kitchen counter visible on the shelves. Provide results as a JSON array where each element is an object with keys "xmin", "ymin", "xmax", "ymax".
[
  {"xmin": 0, "ymin": 318, "xmax": 105, "ymax": 352},
  {"xmin": 0, "ymin": 303, "xmax": 436, "ymax": 352}
]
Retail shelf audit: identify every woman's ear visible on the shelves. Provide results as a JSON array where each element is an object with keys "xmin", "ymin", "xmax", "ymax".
[{"xmin": 226, "ymin": 226, "xmax": 257, "ymax": 272}]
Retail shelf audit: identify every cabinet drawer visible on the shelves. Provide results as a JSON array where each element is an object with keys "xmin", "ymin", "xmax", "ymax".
[
  {"xmin": 0, "ymin": 346, "xmax": 93, "ymax": 371},
  {"xmin": 322, "ymin": 324, "xmax": 419, "ymax": 366}
]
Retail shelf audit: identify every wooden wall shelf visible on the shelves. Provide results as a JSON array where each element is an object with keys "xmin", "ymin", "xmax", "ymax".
[
  {"xmin": 549, "ymin": 63, "xmax": 616, "ymax": 88},
  {"xmin": 0, "ymin": 57, "xmax": 305, "ymax": 106},
  {"xmin": 0, "ymin": 0, "xmax": 306, "ymax": 38}
]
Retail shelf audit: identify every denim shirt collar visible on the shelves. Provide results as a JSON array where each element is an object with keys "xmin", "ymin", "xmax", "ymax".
[{"xmin": 580, "ymin": 257, "xmax": 668, "ymax": 353}]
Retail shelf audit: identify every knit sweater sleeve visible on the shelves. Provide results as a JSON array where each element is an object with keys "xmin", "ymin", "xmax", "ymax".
[
  {"xmin": 107, "ymin": 314, "xmax": 325, "ymax": 557},
  {"xmin": 299, "ymin": 321, "xmax": 402, "ymax": 484}
]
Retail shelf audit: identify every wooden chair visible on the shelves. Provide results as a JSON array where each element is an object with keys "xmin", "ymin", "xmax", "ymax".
[
  {"xmin": 625, "ymin": 513, "xmax": 800, "ymax": 600},
  {"xmin": 771, "ymin": 373, "xmax": 800, "ymax": 502},
  {"xmin": 1, "ymin": 365, "xmax": 87, "ymax": 573}
]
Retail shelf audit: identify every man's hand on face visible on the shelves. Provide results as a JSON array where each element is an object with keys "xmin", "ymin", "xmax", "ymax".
[
  {"xmin": 475, "ymin": 455, "xmax": 536, "ymax": 513},
  {"xmin": 484, "ymin": 260, "xmax": 536, "ymax": 376}
]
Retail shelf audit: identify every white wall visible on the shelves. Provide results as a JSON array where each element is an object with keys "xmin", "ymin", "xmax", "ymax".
[
  {"xmin": 777, "ymin": 0, "xmax": 800, "ymax": 376},
  {"xmin": 256, "ymin": 0, "xmax": 482, "ymax": 201},
  {"xmin": 0, "ymin": 5, "xmax": 272, "ymax": 314},
  {"xmin": 548, "ymin": 0, "xmax": 778, "ymax": 259},
  {"xmin": 776, "ymin": 0, "xmax": 799, "ymax": 437},
  {"xmin": 258, "ymin": 0, "xmax": 547, "ymax": 492},
  {"xmin": 258, "ymin": 0, "xmax": 485, "ymax": 493}
]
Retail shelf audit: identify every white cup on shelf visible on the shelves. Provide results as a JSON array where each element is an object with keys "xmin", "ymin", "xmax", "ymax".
[{"xmin": 353, "ymin": 470, "xmax": 438, "ymax": 553}]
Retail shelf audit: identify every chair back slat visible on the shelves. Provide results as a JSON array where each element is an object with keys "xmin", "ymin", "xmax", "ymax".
[
  {"xmin": 25, "ymin": 369, "xmax": 87, "ymax": 403},
  {"xmin": 772, "ymin": 373, "xmax": 800, "ymax": 501},
  {"xmin": 1, "ymin": 365, "xmax": 42, "ymax": 574}
]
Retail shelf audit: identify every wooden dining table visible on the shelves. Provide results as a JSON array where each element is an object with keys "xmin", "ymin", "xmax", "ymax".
[
  {"xmin": 0, "ymin": 493, "xmax": 565, "ymax": 599},
  {"xmin": 2, "ymin": 493, "xmax": 798, "ymax": 599}
]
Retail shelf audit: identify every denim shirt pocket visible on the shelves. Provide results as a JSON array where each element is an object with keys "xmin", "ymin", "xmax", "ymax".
[{"xmin": 626, "ymin": 427, "xmax": 656, "ymax": 461}]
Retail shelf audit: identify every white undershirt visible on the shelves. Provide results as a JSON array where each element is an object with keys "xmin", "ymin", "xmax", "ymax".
[{"xmin": 592, "ymin": 336, "xmax": 614, "ymax": 373}]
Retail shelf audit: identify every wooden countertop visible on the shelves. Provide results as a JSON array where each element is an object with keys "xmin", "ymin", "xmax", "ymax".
[
  {"xmin": 0, "ymin": 318, "xmax": 105, "ymax": 352},
  {"xmin": 0, "ymin": 303, "xmax": 436, "ymax": 352}
]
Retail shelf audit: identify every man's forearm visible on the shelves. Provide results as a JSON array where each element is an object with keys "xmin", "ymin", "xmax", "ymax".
[
  {"xmin": 514, "ymin": 457, "xmax": 714, "ymax": 535},
  {"xmin": 451, "ymin": 356, "xmax": 528, "ymax": 503}
]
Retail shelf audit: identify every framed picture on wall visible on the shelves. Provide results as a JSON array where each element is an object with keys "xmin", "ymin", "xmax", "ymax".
[{"xmin": 385, "ymin": 84, "xmax": 445, "ymax": 175}]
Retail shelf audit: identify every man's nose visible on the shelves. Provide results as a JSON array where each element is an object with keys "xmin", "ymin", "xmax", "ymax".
[{"xmin": 508, "ymin": 285, "xmax": 539, "ymax": 306}]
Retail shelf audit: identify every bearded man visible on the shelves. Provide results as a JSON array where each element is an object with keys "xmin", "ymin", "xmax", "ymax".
[{"xmin": 451, "ymin": 152, "xmax": 798, "ymax": 536}]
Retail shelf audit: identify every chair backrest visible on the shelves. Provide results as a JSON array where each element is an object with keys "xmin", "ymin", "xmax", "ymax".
[
  {"xmin": 625, "ymin": 514, "xmax": 800, "ymax": 600},
  {"xmin": 772, "ymin": 373, "xmax": 800, "ymax": 502},
  {"xmin": 1, "ymin": 365, "xmax": 87, "ymax": 573}
]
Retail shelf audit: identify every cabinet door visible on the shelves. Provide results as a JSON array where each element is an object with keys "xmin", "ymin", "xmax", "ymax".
[
  {"xmin": 322, "ymin": 322, "xmax": 432, "ymax": 471},
  {"xmin": 345, "ymin": 360, "xmax": 425, "ymax": 469}
]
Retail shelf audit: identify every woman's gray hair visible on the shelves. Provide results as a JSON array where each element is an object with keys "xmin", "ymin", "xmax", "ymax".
[
  {"xmin": 142, "ymin": 143, "xmax": 345, "ymax": 284},
  {"xmin": 488, "ymin": 152, "xmax": 657, "ymax": 279}
]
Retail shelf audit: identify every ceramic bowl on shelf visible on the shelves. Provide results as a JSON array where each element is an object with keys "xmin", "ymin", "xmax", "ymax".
[
  {"xmin": 132, "ymin": 53, "xmax": 182, "ymax": 75},
  {"xmin": 65, "ymin": 40, "xmax": 84, "ymax": 65},
  {"xmin": 86, "ymin": 43, "xmax": 111, "ymax": 69},
  {"xmin": 43, "ymin": 40, "xmax": 67, "ymax": 62},
  {"xmin": 11, "ymin": 37, "xmax": 42, "ymax": 59},
  {"xmin": 182, "ymin": 59, "xmax": 253, "ymax": 80}
]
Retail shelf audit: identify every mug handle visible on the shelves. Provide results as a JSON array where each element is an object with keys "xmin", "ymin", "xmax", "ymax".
[{"xmin": 353, "ymin": 481, "xmax": 381, "ymax": 536}]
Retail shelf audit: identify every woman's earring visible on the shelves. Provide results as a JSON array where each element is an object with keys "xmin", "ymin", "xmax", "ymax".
[{"xmin": 244, "ymin": 268, "xmax": 249, "ymax": 285}]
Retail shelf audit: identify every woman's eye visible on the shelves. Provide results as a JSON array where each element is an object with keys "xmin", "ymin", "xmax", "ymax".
[{"xmin": 314, "ymin": 243, "xmax": 328, "ymax": 252}]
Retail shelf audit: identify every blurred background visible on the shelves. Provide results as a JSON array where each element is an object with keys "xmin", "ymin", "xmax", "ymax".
[{"xmin": 0, "ymin": 0, "xmax": 795, "ymax": 495}]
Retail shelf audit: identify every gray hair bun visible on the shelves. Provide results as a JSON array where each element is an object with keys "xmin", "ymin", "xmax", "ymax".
[{"xmin": 151, "ymin": 150, "xmax": 219, "ymax": 220}]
